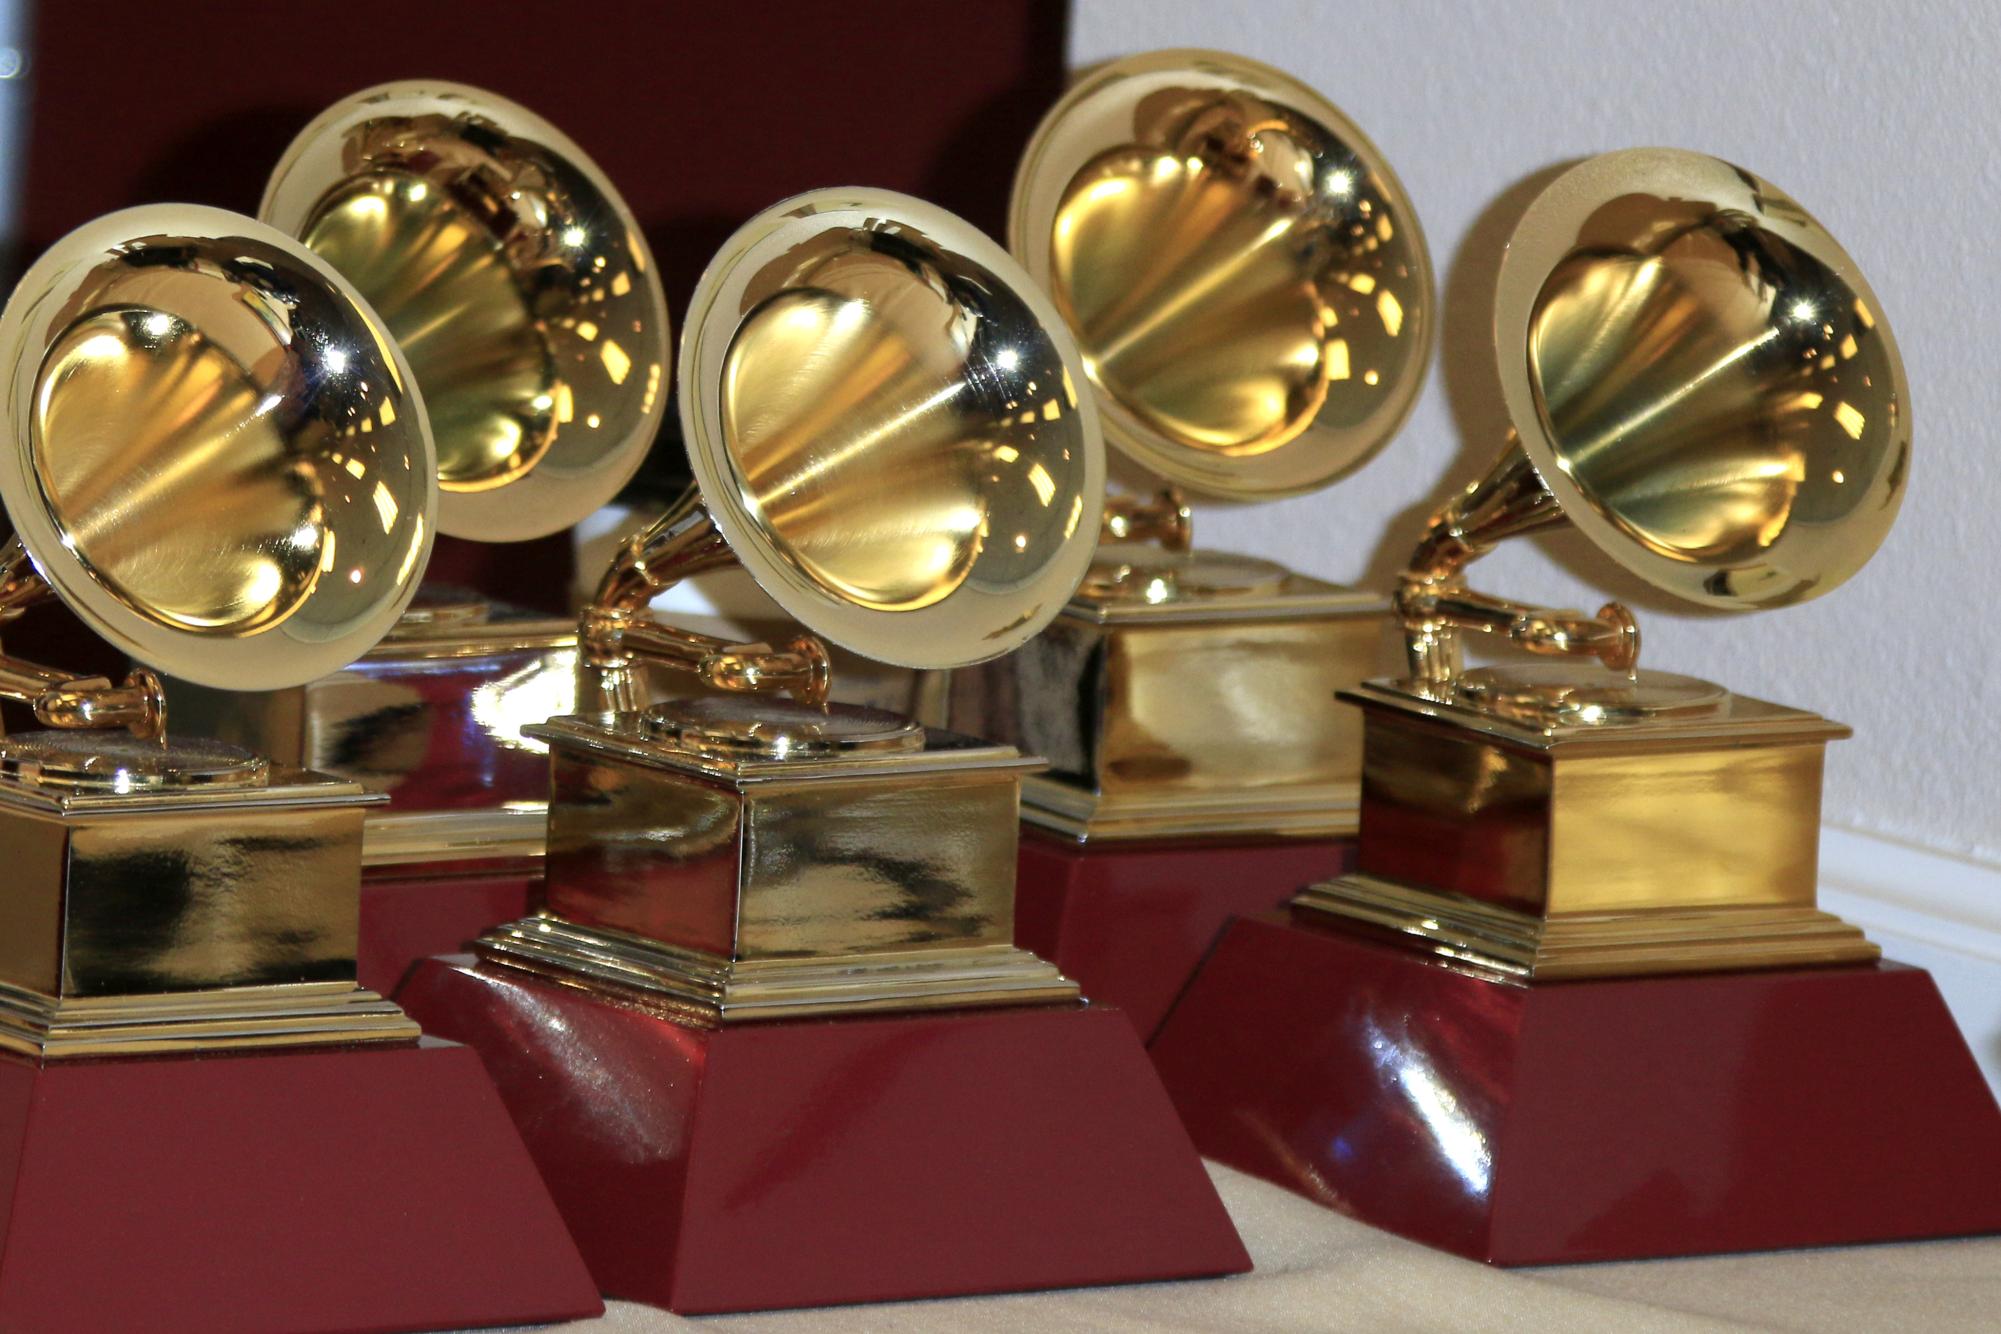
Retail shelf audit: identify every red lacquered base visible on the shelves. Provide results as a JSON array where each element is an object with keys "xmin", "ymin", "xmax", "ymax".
[
  {"xmin": 0, "ymin": 1039, "xmax": 600, "ymax": 1333},
  {"xmin": 1016, "ymin": 828, "xmax": 1353, "ymax": 1039},
  {"xmin": 399, "ymin": 955, "xmax": 1250, "ymax": 1314},
  {"xmin": 1151, "ymin": 912, "xmax": 2001, "ymax": 1264},
  {"xmin": 357, "ymin": 869, "xmax": 539, "ymax": 995}
]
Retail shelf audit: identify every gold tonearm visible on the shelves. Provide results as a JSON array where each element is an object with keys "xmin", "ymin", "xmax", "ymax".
[{"xmin": 1394, "ymin": 441, "xmax": 1638, "ymax": 689}]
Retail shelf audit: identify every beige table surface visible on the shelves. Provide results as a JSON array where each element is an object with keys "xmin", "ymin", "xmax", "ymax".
[{"xmin": 513, "ymin": 1162, "xmax": 2001, "ymax": 1332}]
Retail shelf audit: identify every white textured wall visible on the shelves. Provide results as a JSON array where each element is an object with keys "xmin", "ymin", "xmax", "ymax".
[{"xmin": 1071, "ymin": 0, "xmax": 2001, "ymax": 861}]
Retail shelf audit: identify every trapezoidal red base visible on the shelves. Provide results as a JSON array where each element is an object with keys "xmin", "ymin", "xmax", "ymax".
[
  {"xmin": 0, "ymin": 1039, "xmax": 601, "ymax": 1334},
  {"xmin": 1149, "ymin": 911, "xmax": 2001, "ymax": 1265},
  {"xmin": 398, "ymin": 954, "xmax": 1250, "ymax": 1314},
  {"xmin": 358, "ymin": 868, "xmax": 539, "ymax": 994},
  {"xmin": 1015, "ymin": 828, "xmax": 1354, "ymax": 1039}
]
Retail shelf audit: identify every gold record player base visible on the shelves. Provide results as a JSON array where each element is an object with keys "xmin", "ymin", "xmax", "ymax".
[
  {"xmin": 1294, "ymin": 874, "xmax": 1876, "ymax": 983},
  {"xmin": 480, "ymin": 916, "xmax": 1075, "ymax": 1025},
  {"xmin": 474, "ymin": 705, "xmax": 1082, "ymax": 1023},
  {"xmin": 1294, "ymin": 676, "xmax": 1881, "ymax": 980},
  {"xmin": 0, "ymin": 746, "xmax": 420, "ymax": 1058},
  {"xmin": 957, "ymin": 572, "xmax": 1386, "ymax": 844},
  {"xmin": 0, "ymin": 979, "xmax": 415, "ymax": 1059},
  {"xmin": 1020, "ymin": 774, "xmax": 1359, "ymax": 842}
]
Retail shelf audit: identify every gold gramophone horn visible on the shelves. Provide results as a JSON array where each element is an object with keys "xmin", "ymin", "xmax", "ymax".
[
  {"xmin": 1399, "ymin": 147, "xmax": 1909, "ymax": 716},
  {"xmin": 0, "ymin": 204, "xmax": 436, "ymax": 737},
  {"xmin": 1009, "ymin": 48, "xmax": 1433, "ymax": 501},
  {"xmin": 261, "ymin": 81, "xmax": 669, "ymax": 543},
  {"xmin": 581, "ymin": 187, "xmax": 1103, "ymax": 708}
]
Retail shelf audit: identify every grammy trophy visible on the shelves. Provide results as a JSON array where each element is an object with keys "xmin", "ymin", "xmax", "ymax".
[
  {"xmin": 0, "ymin": 206, "xmax": 598, "ymax": 1331},
  {"xmin": 1149, "ymin": 148, "xmax": 2001, "ymax": 1262},
  {"xmin": 396, "ymin": 188, "xmax": 1249, "ymax": 1312},
  {"xmin": 949, "ymin": 50, "xmax": 1434, "ymax": 1035},
  {"xmin": 161, "ymin": 82, "xmax": 673, "ymax": 993}
]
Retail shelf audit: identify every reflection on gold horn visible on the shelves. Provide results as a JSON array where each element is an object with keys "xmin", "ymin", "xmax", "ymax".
[
  {"xmin": 262, "ymin": 81, "xmax": 671, "ymax": 544},
  {"xmin": 1010, "ymin": 48, "xmax": 1433, "ymax": 501},
  {"xmin": 0, "ymin": 205, "xmax": 438, "ymax": 736},
  {"xmin": 1399, "ymin": 148, "xmax": 1908, "ymax": 710}
]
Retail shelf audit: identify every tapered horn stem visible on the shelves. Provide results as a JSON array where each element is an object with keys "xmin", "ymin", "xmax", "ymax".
[
  {"xmin": 1100, "ymin": 486, "xmax": 1192, "ymax": 552},
  {"xmin": 0, "ymin": 539, "xmax": 167, "ymax": 740},
  {"xmin": 582, "ymin": 485, "xmax": 834, "ymax": 709},
  {"xmin": 1398, "ymin": 438, "xmax": 1640, "ymax": 685}
]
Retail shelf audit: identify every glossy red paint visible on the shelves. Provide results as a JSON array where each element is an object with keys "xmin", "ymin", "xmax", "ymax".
[
  {"xmin": 1016, "ymin": 829, "xmax": 1354, "ymax": 1039},
  {"xmin": 398, "ymin": 955, "xmax": 1251, "ymax": 1313},
  {"xmin": 0, "ymin": 1040, "xmax": 600, "ymax": 1333},
  {"xmin": 358, "ymin": 870, "xmax": 539, "ymax": 995},
  {"xmin": 1151, "ymin": 911, "xmax": 2001, "ymax": 1264}
]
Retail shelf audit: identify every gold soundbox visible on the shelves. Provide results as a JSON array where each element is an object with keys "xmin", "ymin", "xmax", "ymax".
[{"xmin": 950, "ymin": 49, "xmax": 1435, "ymax": 841}]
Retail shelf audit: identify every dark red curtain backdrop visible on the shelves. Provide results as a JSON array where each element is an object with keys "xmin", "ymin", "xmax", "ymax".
[{"xmin": 16, "ymin": 0, "xmax": 1068, "ymax": 619}]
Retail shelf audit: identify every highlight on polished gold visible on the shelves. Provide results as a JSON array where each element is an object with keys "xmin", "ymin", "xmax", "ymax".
[
  {"xmin": 1297, "ymin": 147, "xmax": 1910, "ymax": 979},
  {"xmin": 0, "ymin": 204, "xmax": 440, "ymax": 1056},
  {"xmin": 262, "ymin": 80, "xmax": 670, "ymax": 542},
  {"xmin": 1010, "ymin": 47, "xmax": 1431, "ymax": 498},
  {"xmin": 473, "ymin": 187, "xmax": 1110, "ymax": 1021}
]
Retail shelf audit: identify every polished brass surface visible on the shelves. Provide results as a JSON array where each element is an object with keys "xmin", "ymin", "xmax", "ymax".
[
  {"xmin": 161, "ymin": 609, "xmax": 938, "ymax": 867},
  {"xmin": 489, "ymin": 193, "xmax": 1104, "ymax": 1017},
  {"xmin": 658, "ymin": 187, "xmax": 1102, "ymax": 677},
  {"xmin": 644, "ymin": 695, "xmax": 923, "ymax": 758},
  {"xmin": 0, "ymin": 730, "xmax": 268, "ymax": 792},
  {"xmin": 962, "ymin": 51, "xmax": 1428, "ymax": 840},
  {"xmin": 1498, "ymin": 148, "xmax": 1907, "ymax": 613},
  {"xmin": 1453, "ymin": 663, "xmax": 1727, "ymax": 727},
  {"xmin": 1290, "ymin": 681, "xmax": 1874, "ymax": 976},
  {"xmin": 1101, "ymin": 486, "xmax": 1192, "ymax": 550},
  {"xmin": 1011, "ymin": 49, "xmax": 1432, "ymax": 498},
  {"xmin": 1076, "ymin": 545, "xmax": 1291, "ymax": 607},
  {"xmin": 264, "ymin": 81, "xmax": 670, "ymax": 542},
  {"xmin": 1303, "ymin": 150, "xmax": 1907, "ymax": 979},
  {"xmin": 1399, "ymin": 148, "xmax": 1907, "ymax": 703},
  {"xmin": 361, "ymin": 806, "xmax": 549, "ymax": 871},
  {"xmin": 478, "ymin": 919, "xmax": 1073, "ymax": 1025},
  {"xmin": 474, "ymin": 707, "xmax": 1077, "ymax": 1021},
  {"xmin": 1293, "ymin": 876, "xmax": 1876, "ymax": 983},
  {"xmin": 950, "ymin": 586, "xmax": 1387, "ymax": 840},
  {"xmin": 0, "ymin": 980, "xmax": 415, "ymax": 1059},
  {"xmin": 0, "ymin": 764, "xmax": 417, "ymax": 1057},
  {"xmin": 0, "ymin": 205, "xmax": 436, "ymax": 694},
  {"xmin": 0, "ymin": 205, "xmax": 441, "ymax": 1054}
]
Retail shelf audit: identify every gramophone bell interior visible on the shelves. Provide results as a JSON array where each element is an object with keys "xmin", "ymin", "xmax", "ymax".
[
  {"xmin": 1010, "ymin": 48, "xmax": 1433, "ymax": 499},
  {"xmin": 1495, "ymin": 147, "xmax": 1909, "ymax": 613},
  {"xmin": 678, "ymin": 188, "xmax": 1104, "ymax": 670},
  {"xmin": 263, "ymin": 81, "xmax": 671, "ymax": 542},
  {"xmin": 0, "ymin": 205, "xmax": 437, "ymax": 691}
]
